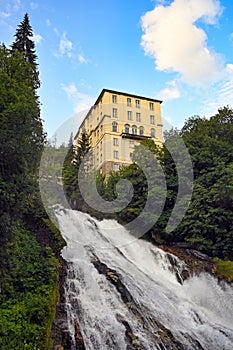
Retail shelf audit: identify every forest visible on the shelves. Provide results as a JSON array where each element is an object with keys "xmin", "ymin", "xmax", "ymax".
[{"xmin": 0, "ymin": 14, "xmax": 65, "ymax": 349}]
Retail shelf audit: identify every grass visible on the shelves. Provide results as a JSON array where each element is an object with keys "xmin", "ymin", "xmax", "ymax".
[{"xmin": 213, "ymin": 258, "xmax": 233, "ymax": 282}]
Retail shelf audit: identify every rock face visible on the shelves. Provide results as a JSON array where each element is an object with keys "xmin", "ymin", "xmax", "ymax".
[
  {"xmin": 74, "ymin": 319, "xmax": 86, "ymax": 350},
  {"xmin": 51, "ymin": 260, "xmax": 72, "ymax": 349},
  {"xmin": 92, "ymin": 257, "xmax": 187, "ymax": 350},
  {"xmin": 51, "ymin": 260, "xmax": 85, "ymax": 350},
  {"xmin": 159, "ymin": 244, "xmax": 216, "ymax": 281}
]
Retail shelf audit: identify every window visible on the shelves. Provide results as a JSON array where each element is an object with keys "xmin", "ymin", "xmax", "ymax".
[
  {"xmin": 136, "ymin": 112, "xmax": 141, "ymax": 122},
  {"xmin": 125, "ymin": 124, "xmax": 130, "ymax": 133},
  {"xmin": 130, "ymin": 152, "xmax": 134, "ymax": 161},
  {"xmin": 113, "ymin": 138, "xmax": 118, "ymax": 146},
  {"xmin": 112, "ymin": 95, "xmax": 117, "ymax": 103},
  {"xmin": 112, "ymin": 122, "xmax": 118, "ymax": 132},
  {"xmin": 112, "ymin": 108, "xmax": 117, "ymax": 117},
  {"xmin": 151, "ymin": 128, "xmax": 155, "ymax": 138},
  {"xmin": 130, "ymin": 140, "xmax": 134, "ymax": 147},
  {"xmin": 114, "ymin": 150, "xmax": 118, "ymax": 158},
  {"xmin": 127, "ymin": 98, "xmax": 132, "ymax": 107},
  {"xmin": 127, "ymin": 111, "xmax": 132, "ymax": 120},
  {"xmin": 113, "ymin": 163, "xmax": 119, "ymax": 172},
  {"xmin": 139, "ymin": 126, "xmax": 144, "ymax": 135},
  {"xmin": 149, "ymin": 102, "xmax": 154, "ymax": 111},
  {"xmin": 150, "ymin": 115, "xmax": 155, "ymax": 124},
  {"xmin": 136, "ymin": 99, "xmax": 140, "ymax": 108},
  {"xmin": 132, "ymin": 125, "xmax": 137, "ymax": 135}
]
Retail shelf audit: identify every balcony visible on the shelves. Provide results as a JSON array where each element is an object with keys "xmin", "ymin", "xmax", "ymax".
[{"xmin": 120, "ymin": 131, "xmax": 151, "ymax": 140}]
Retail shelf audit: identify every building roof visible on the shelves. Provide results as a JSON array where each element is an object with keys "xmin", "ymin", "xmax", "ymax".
[
  {"xmin": 74, "ymin": 88, "xmax": 162, "ymax": 140},
  {"xmin": 94, "ymin": 88, "xmax": 163, "ymax": 105}
]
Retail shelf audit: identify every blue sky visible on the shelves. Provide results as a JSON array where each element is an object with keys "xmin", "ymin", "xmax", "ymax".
[{"xmin": 1, "ymin": 0, "xmax": 233, "ymax": 141}]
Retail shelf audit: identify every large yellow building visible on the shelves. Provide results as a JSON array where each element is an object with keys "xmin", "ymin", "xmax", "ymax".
[{"xmin": 75, "ymin": 88, "xmax": 163, "ymax": 174}]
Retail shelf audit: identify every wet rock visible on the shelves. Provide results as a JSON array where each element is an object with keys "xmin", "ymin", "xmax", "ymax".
[
  {"xmin": 74, "ymin": 318, "xmax": 86, "ymax": 350},
  {"xmin": 92, "ymin": 257, "xmax": 186, "ymax": 350},
  {"xmin": 159, "ymin": 244, "xmax": 216, "ymax": 280},
  {"xmin": 51, "ymin": 260, "xmax": 85, "ymax": 350}
]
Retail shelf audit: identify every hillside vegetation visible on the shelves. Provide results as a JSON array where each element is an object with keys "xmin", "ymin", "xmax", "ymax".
[
  {"xmin": 63, "ymin": 108, "xmax": 233, "ymax": 261},
  {"xmin": 0, "ymin": 14, "xmax": 64, "ymax": 349}
]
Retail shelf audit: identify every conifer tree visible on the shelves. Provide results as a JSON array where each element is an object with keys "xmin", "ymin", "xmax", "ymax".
[
  {"xmin": 11, "ymin": 13, "xmax": 40, "ymax": 89},
  {"xmin": 12, "ymin": 13, "xmax": 36, "ymax": 63},
  {"xmin": 62, "ymin": 133, "xmax": 76, "ymax": 202},
  {"xmin": 73, "ymin": 129, "xmax": 92, "ymax": 169}
]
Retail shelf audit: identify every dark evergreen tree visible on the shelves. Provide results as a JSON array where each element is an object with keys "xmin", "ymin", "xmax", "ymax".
[
  {"xmin": 11, "ymin": 13, "xmax": 40, "ymax": 89},
  {"xmin": 73, "ymin": 129, "xmax": 92, "ymax": 170},
  {"xmin": 62, "ymin": 133, "xmax": 76, "ymax": 202},
  {"xmin": 62, "ymin": 130, "xmax": 92, "ymax": 209},
  {"xmin": 0, "ymin": 17, "xmax": 62, "ymax": 349},
  {"xmin": 11, "ymin": 13, "xmax": 37, "ymax": 63}
]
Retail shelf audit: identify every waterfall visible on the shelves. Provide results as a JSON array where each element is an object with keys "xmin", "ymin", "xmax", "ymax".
[{"xmin": 55, "ymin": 206, "xmax": 233, "ymax": 350}]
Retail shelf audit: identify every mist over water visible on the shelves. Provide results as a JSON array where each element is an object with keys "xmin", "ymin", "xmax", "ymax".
[{"xmin": 55, "ymin": 207, "xmax": 233, "ymax": 350}]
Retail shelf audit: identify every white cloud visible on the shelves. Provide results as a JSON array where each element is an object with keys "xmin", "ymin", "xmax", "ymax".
[
  {"xmin": 61, "ymin": 83, "xmax": 78, "ymax": 100},
  {"xmin": 0, "ymin": 11, "xmax": 11, "ymax": 18},
  {"xmin": 78, "ymin": 54, "xmax": 88, "ymax": 64},
  {"xmin": 13, "ymin": 0, "xmax": 21, "ymax": 11},
  {"xmin": 74, "ymin": 93, "xmax": 95, "ymax": 113},
  {"xmin": 227, "ymin": 64, "xmax": 233, "ymax": 72},
  {"xmin": 33, "ymin": 33, "xmax": 42, "ymax": 44},
  {"xmin": 59, "ymin": 32, "xmax": 73, "ymax": 57},
  {"xmin": 201, "ymin": 78, "xmax": 233, "ymax": 117},
  {"xmin": 53, "ymin": 27, "xmax": 59, "ymax": 37},
  {"xmin": 158, "ymin": 80, "xmax": 180, "ymax": 101},
  {"xmin": 46, "ymin": 19, "xmax": 51, "ymax": 26},
  {"xmin": 61, "ymin": 83, "xmax": 95, "ymax": 113},
  {"xmin": 0, "ymin": 0, "xmax": 20, "ymax": 19},
  {"xmin": 30, "ymin": 2, "xmax": 38, "ymax": 10},
  {"xmin": 141, "ymin": 0, "xmax": 224, "ymax": 86}
]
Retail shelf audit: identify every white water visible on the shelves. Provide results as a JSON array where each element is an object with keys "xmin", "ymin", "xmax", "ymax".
[{"xmin": 55, "ymin": 206, "xmax": 233, "ymax": 350}]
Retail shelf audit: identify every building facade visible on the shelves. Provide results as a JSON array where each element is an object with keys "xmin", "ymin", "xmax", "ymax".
[{"xmin": 75, "ymin": 88, "xmax": 163, "ymax": 174}]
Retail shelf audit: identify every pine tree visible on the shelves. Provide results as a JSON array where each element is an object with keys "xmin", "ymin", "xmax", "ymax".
[
  {"xmin": 62, "ymin": 134, "xmax": 76, "ymax": 202},
  {"xmin": 12, "ymin": 13, "xmax": 36, "ymax": 63},
  {"xmin": 62, "ymin": 130, "xmax": 92, "ymax": 209},
  {"xmin": 73, "ymin": 129, "xmax": 92, "ymax": 172},
  {"xmin": 74, "ymin": 130, "xmax": 91, "ymax": 163},
  {"xmin": 11, "ymin": 13, "xmax": 40, "ymax": 89}
]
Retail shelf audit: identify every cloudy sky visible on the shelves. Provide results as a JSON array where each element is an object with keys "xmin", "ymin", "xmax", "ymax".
[{"xmin": 1, "ymin": 0, "xmax": 233, "ymax": 140}]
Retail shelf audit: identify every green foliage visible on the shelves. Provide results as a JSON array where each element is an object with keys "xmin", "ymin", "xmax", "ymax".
[
  {"xmin": 0, "ymin": 44, "xmax": 45, "ymax": 223},
  {"xmin": 0, "ymin": 14, "xmax": 63, "ymax": 349},
  {"xmin": 0, "ymin": 223, "xmax": 59, "ymax": 349},
  {"xmin": 87, "ymin": 107, "xmax": 233, "ymax": 260},
  {"xmin": 174, "ymin": 107, "xmax": 233, "ymax": 258},
  {"xmin": 62, "ymin": 129, "xmax": 92, "ymax": 209},
  {"xmin": 11, "ymin": 13, "xmax": 40, "ymax": 89},
  {"xmin": 213, "ymin": 258, "xmax": 233, "ymax": 281}
]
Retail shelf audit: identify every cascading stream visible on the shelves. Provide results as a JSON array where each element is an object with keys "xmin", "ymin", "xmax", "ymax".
[{"xmin": 55, "ymin": 206, "xmax": 233, "ymax": 350}]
